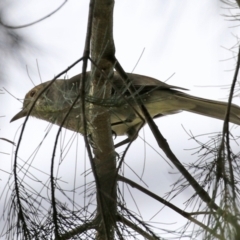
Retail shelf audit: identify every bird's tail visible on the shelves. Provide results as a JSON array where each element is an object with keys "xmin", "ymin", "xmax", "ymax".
[{"xmin": 175, "ymin": 92, "xmax": 240, "ymax": 125}]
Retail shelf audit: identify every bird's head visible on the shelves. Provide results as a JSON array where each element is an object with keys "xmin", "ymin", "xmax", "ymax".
[{"xmin": 10, "ymin": 81, "xmax": 63, "ymax": 123}]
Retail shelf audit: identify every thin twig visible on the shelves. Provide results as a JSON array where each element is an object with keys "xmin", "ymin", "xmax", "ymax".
[{"xmin": 0, "ymin": 1, "xmax": 68, "ymax": 29}]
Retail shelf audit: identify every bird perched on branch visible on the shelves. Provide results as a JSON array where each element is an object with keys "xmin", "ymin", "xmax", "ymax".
[{"xmin": 11, "ymin": 72, "xmax": 240, "ymax": 147}]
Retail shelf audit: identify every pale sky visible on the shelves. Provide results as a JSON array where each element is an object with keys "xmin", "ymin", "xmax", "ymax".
[{"xmin": 0, "ymin": 1, "xmax": 240, "ymax": 239}]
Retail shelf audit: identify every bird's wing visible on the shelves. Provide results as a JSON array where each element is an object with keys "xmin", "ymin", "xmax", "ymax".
[
  {"xmin": 113, "ymin": 72, "xmax": 188, "ymax": 91},
  {"xmin": 63, "ymin": 72, "xmax": 188, "ymax": 91}
]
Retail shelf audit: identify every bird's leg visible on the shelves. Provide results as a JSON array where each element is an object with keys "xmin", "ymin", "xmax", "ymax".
[{"xmin": 114, "ymin": 122, "xmax": 144, "ymax": 148}]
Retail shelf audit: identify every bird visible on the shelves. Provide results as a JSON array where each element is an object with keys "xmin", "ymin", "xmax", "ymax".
[{"xmin": 10, "ymin": 72, "xmax": 240, "ymax": 147}]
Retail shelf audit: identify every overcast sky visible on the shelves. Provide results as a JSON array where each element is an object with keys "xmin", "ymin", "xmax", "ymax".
[{"xmin": 0, "ymin": 0, "xmax": 240, "ymax": 239}]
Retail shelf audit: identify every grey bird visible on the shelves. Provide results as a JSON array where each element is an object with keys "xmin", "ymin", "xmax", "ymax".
[{"xmin": 10, "ymin": 72, "xmax": 240, "ymax": 147}]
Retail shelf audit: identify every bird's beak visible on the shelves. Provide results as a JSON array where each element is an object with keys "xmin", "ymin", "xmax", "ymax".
[{"xmin": 10, "ymin": 109, "xmax": 28, "ymax": 122}]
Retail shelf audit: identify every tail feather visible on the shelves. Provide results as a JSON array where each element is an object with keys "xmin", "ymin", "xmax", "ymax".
[{"xmin": 175, "ymin": 92, "xmax": 240, "ymax": 125}]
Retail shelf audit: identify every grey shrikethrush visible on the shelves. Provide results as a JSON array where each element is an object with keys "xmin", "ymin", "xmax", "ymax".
[{"xmin": 10, "ymin": 72, "xmax": 240, "ymax": 147}]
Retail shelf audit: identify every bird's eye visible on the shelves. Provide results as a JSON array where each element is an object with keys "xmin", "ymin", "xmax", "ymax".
[{"xmin": 29, "ymin": 90, "xmax": 36, "ymax": 97}]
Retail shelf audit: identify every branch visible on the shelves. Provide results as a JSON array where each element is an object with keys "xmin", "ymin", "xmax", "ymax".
[
  {"xmin": 112, "ymin": 58, "xmax": 220, "ymax": 211},
  {"xmin": 13, "ymin": 57, "xmax": 83, "ymax": 239},
  {"xmin": 0, "ymin": 137, "xmax": 15, "ymax": 146},
  {"xmin": 88, "ymin": 0, "xmax": 116, "ymax": 239},
  {"xmin": 57, "ymin": 218, "xmax": 98, "ymax": 240},
  {"xmin": 0, "ymin": 1, "xmax": 68, "ymax": 29},
  {"xmin": 116, "ymin": 214, "xmax": 161, "ymax": 240},
  {"xmin": 118, "ymin": 175, "xmax": 222, "ymax": 239}
]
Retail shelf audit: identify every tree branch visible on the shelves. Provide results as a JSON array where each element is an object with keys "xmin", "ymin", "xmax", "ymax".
[{"xmin": 118, "ymin": 175, "xmax": 222, "ymax": 239}]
